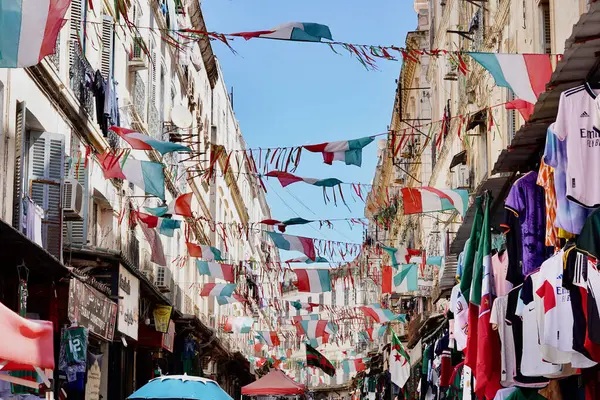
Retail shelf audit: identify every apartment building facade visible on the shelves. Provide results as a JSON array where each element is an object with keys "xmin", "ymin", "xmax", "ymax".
[{"xmin": 0, "ymin": 0, "xmax": 278, "ymax": 398}]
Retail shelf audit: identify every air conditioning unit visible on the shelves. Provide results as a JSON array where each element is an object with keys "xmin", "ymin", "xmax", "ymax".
[
  {"xmin": 63, "ymin": 179, "xmax": 84, "ymax": 221},
  {"xmin": 453, "ymin": 164, "xmax": 470, "ymax": 189},
  {"xmin": 154, "ymin": 265, "xmax": 172, "ymax": 292},
  {"xmin": 140, "ymin": 251, "xmax": 155, "ymax": 282}
]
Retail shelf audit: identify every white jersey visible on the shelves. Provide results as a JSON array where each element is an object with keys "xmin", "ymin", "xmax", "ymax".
[
  {"xmin": 516, "ymin": 274, "xmax": 562, "ymax": 377},
  {"xmin": 490, "ymin": 295, "xmax": 516, "ymax": 387},
  {"xmin": 554, "ymin": 83, "xmax": 600, "ymax": 207},
  {"xmin": 450, "ymin": 285, "xmax": 468, "ymax": 351},
  {"xmin": 534, "ymin": 251, "xmax": 573, "ymax": 363}
]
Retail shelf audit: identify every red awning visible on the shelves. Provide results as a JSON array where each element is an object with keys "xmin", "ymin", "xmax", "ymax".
[
  {"xmin": 0, "ymin": 301, "xmax": 54, "ymax": 371},
  {"xmin": 242, "ymin": 369, "xmax": 306, "ymax": 396}
]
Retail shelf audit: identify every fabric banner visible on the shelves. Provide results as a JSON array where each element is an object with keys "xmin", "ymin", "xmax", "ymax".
[{"xmin": 153, "ymin": 305, "xmax": 172, "ymax": 333}]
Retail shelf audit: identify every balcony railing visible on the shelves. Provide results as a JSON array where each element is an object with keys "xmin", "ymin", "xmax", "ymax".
[
  {"xmin": 70, "ymin": 45, "xmax": 94, "ymax": 117},
  {"xmin": 132, "ymin": 72, "xmax": 146, "ymax": 122},
  {"xmin": 147, "ymin": 103, "xmax": 161, "ymax": 140},
  {"xmin": 122, "ymin": 234, "xmax": 140, "ymax": 269}
]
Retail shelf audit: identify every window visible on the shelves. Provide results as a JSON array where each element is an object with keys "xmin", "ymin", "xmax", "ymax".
[
  {"xmin": 100, "ymin": 14, "xmax": 114, "ymax": 80},
  {"xmin": 27, "ymin": 131, "xmax": 65, "ymax": 259},
  {"xmin": 540, "ymin": 0, "xmax": 552, "ymax": 54}
]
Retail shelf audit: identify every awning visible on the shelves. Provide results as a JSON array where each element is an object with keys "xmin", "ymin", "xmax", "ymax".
[
  {"xmin": 0, "ymin": 301, "xmax": 53, "ymax": 389},
  {"xmin": 0, "ymin": 219, "xmax": 69, "ymax": 279},
  {"xmin": 493, "ymin": 2, "xmax": 600, "ymax": 174},
  {"xmin": 466, "ymin": 109, "xmax": 487, "ymax": 131},
  {"xmin": 449, "ymin": 150, "xmax": 467, "ymax": 170},
  {"xmin": 449, "ymin": 175, "xmax": 514, "ymax": 254},
  {"xmin": 241, "ymin": 369, "xmax": 306, "ymax": 396}
]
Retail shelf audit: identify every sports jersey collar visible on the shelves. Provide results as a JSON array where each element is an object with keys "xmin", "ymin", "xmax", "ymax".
[{"xmin": 584, "ymin": 81, "xmax": 598, "ymax": 99}]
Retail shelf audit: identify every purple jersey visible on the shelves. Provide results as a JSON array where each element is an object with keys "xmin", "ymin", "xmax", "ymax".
[{"xmin": 505, "ymin": 171, "xmax": 550, "ymax": 275}]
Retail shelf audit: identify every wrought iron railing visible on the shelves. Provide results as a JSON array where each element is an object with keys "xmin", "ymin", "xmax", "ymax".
[
  {"xmin": 122, "ymin": 234, "xmax": 140, "ymax": 269},
  {"xmin": 147, "ymin": 104, "xmax": 161, "ymax": 140},
  {"xmin": 107, "ymin": 128, "xmax": 120, "ymax": 149},
  {"xmin": 133, "ymin": 72, "xmax": 146, "ymax": 122},
  {"xmin": 48, "ymin": 36, "xmax": 60, "ymax": 71},
  {"xmin": 69, "ymin": 45, "xmax": 94, "ymax": 116}
]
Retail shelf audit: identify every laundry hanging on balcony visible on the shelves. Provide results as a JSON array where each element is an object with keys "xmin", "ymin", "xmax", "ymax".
[
  {"xmin": 303, "ymin": 136, "xmax": 374, "ymax": 167},
  {"xmin": 145, "ymin": 192, "xmax": 194, "ymax": 217},
  {"xmin": 110, "ymin": 127, "xmax": 192, "ymax": 155},
  {"xmin": 256, "ymin": 331, "xmax": 281, "ymax": 347},
  {"xmin": 196, "ymin": 260, "xmax": 235, "ymax": 282},
  {"xmin": 186, "ymin": 242, "xmax": 224, "ymax": 261},
  {"xmin": 359, "ymin": 305, "xmax": 406, "ymax": 323},
  {"xmin": 293, "ymin": 268, "xmax": 332, "ymax": 292},
  {"xmin": 401, "ymin": 187, "xmax": 469, "ymax": 217},
  {"xmin": 266, "ymin": 231, "xmax": 316, "ymax": 261},
  {"xmin": 199, "ymin": 283, "xmax": 238, "ymax": 297},
  {"xmin": 0, "ymin": 0, "xmax": 71, "ymax": 68},
  {"xmin": 136, "ymin": 211, "xmax": 181, "ymax": 237}
]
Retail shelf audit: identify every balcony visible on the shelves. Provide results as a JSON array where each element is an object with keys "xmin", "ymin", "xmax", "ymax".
[
  {"xmin": 131, "ymin": 72, "xmax": 146, "ymax": 123},
  {"xmin": 122, "ymin": 234, "xmax": 140, "ymax": 269},
  {"xmin": 147, "ymin": 103, "xmax": 161, "ymax": 140},
  {"xmin": 69, "ymin": 45, "xmax": 94, "ymax": 117}
]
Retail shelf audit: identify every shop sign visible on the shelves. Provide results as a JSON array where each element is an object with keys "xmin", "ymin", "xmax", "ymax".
[
  {"xmin": 153, "ymin": 305, "xmax": 172, "ymax": 333},
  {"xmin": 68, "ymin": 279, "xmax": 117, "ymax": 341},
  {"xmin": 118, "ymin": 265, "xmax": 140, "ymax": 340},
  {"xmin": 161, "ymin": 320, "xmax": 175, "ymax": 353},
  {"xmin": 85, "ymin": 359, "xmax": 101, "ymax": 400}
]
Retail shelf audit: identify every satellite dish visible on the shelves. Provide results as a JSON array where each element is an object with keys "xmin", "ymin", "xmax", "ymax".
[
  {"xmin": 377, "ymin": 139, "xmax": 387, "ymax": 150},
  {"xmin": 171, "ymin": 106, "xmax": 193, "ymax": 129}
]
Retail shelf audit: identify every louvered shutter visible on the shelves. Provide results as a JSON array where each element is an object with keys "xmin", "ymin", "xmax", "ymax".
[
  {"xmin": 63, "ymin": 159, "xmax": 88, "ymax": 246},
  {"xmin": 69, "ymin": 0, "xmax": 84, "ymax": 67},
  {"xmin": 28, "ymin": 132, "xmax": 65, "ymax": 260},
  {"xmin": 101, "ymin": 15, "xmax": 114, "ymax": 80},
  {"xmin": 12, "ymin": 102, "xmax": 27, "ymax": 230},
  {"xmin": 150, "ymin": 41, "xmax": 157, "ymax": 109}
]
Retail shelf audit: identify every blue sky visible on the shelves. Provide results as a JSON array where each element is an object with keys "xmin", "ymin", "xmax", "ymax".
[{"xmin": 202, "ymin": 0, "xmax": 417, "ymax": 263}]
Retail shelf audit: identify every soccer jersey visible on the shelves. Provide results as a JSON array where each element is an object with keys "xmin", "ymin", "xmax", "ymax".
[
  {"xmin": 534, "ymin": 250, "xmax": 574, "ymax": 362},
  {"xmin": 586, "ymin": 257, "xmax": 600, "ymax": 344},
  {"xmin": 492, "ymin": 251, "xmax": 512, "ymax": 297},
  {"xmin": 536, "ymin": 160, "xmax": 559, "ymax": 248},
  {"xmin": 516, "ymin": 275, "xmax": 561, "ymax": 377},
  {"xmin": 553, "ymin": 83, "xmax": 600, "ymax": 207},
  {"xmin": 504, "ymin": 171, "xmax": 551, "ymax": 276},
  {"xmin": 543, "ymin": 125, "xmax": 591, "ymax": 235},
  {"xmin": 490, "ymin": 295, "xmax": 516, "ymax": 387},
  {"xmin": 450, "ymin": 285, "xmax": 468, "ymax": 351}
]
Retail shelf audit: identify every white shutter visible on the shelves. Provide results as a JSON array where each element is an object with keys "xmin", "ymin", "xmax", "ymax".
[
  {"xmin": 150, "ymin": 43, "xmax": 158, "ymax": 108},
  {"xmin": 12, "ymin": 102, "xmax": 27, "ymax": 230},
  {"xmin": 28, "ymin": 132, "xmax": 65, "ymax": 260},
  {"xmin": 69, "ymin": 0, "xmax": 84, "ymax": 67},
  {"xmin": 101, "ymin": 15, "xmax": 114, "ymax": 80},
  {"xmin": 63, "ymin": 159, "xmax": 89, "ymax": 246}
]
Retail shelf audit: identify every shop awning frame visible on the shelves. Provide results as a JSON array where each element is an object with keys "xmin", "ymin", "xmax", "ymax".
[{"xmin": 493, "ymin": 2, "xmax": 600, "ymax": 174}]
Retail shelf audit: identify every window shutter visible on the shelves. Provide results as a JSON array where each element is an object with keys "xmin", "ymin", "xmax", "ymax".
[
  {"xmin": 101, "ymin": 15, "xmax": 114, "ymax": 80},
  {"xmin": 12, "ymin": 102, "xmax": 27, "ymax": 230},
  {"xmin": 28, "ymin": 132, "xmax": 65, "ymax": 260},
  {"xmin": 150, "ymin": 41, "xmax": 158, "ymax": 108},
  {"xmin": 63, "ymin": 159, "xmax": 89, "ymax": 246},
  {"xmin": 69, "ymin": 0, "xmax": 84, "ymax": 67}
]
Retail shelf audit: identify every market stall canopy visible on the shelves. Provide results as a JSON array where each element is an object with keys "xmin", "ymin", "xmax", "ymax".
[
  {"xmin": 128, "ymin": 375, "xmax": 233, "ymax": 400},
  {"xmin": 241, "ymin": 369, "xmax": 306, "ymax": 396},
  {"xmin": 0, "ymin": 301, "xmax": 54, "ymax": 389}
]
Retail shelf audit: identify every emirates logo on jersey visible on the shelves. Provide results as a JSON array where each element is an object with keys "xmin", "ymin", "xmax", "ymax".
[{"xmin": 581, "ymin": 126, "xmax": 600, "ymax": 147}]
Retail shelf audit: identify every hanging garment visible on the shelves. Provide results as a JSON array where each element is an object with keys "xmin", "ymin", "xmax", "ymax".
[
  {"xmin": 492, "ymin": 251, "xmax": 513, "ymax": 297},
  {"xmin": 490, "ymin": 294, "xmax": 516, "ymax": 387}
]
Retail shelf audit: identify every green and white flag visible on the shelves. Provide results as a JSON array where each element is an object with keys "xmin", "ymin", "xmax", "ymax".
[{"xmin": 389, "ymin": 330, "xmax": 410, "ymax": 389}]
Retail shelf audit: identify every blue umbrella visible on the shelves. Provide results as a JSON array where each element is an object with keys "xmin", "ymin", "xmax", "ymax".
[{"xmin": 128, "ymin": 375, "xmax": 234, "ymax": 400}]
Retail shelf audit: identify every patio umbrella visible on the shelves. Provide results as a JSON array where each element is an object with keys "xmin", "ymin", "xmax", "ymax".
[{"xmin": 128, "ymin": 375, "xmax": 233, "ymax": 400}]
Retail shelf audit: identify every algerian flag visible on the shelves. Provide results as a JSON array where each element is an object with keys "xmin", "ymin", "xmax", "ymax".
[{"xmin": 389, "ymin": 330, "xmax": 410, "ymax": 389}]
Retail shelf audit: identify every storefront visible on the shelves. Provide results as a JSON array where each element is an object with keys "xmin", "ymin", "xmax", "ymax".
[{"xmin": 65, "ymin": 278, "xmax": 118, "ymax": 400}]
